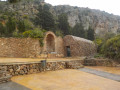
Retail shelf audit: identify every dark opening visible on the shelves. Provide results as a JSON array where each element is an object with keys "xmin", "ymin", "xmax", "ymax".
[{"xmin": 66, "ymin": 46, "xmax": 71, "ymax": 57}]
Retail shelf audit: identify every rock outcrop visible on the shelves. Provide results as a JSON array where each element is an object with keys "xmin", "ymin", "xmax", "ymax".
[{"xmin": 52, "ymin": 5, "xmax": 120, "ymax": 36}]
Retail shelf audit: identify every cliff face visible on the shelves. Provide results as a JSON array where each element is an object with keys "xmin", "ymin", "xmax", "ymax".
[
  {"xmin": 1, "ymin": 0, "xmax": 120, "ymax": 37},
  {"xmin": 52, "ymin": 5, "xmax": 120, "ymax": 36}
]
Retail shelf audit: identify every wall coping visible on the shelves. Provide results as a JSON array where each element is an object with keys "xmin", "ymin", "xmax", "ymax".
[{"xmin": 0, "ymin": 59, "xmax": 84, "ymax": 65}]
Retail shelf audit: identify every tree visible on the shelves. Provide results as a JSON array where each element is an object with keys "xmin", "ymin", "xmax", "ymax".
[
  {"xmin": 6, "ymin": 17, "xmax": 16, "ymax": 36},
  {"xmin": 58, "ymin": 13, "xmax": 70, "ymax": 35},
  {"xmin": 17, "ymin": 20, "xmax": 25, "ymax": 33},
  {"xmin": 24, "ymin": 19, "xmax": 34, "ymax": 30},
  {"xmin": 72, "ymin": 23, "xmax": 85, "ymax": 38},
  {"xmin": 87, "ymin": 27, "xmax": 95, "ymax": 40},
  {"xmin": 103, "ymin": 34, "xmax": 120, "ymax": 61},
  {"xmin": 7, "ymin": 0, "xmax": 21, "ymax": 3},
  {"xmin": 35, "ymin": 4, "xmax": 55, "ymax": 31},
  {"xmin": 0, "ymin": 22, "xmax": 7, "ymax": 36}
]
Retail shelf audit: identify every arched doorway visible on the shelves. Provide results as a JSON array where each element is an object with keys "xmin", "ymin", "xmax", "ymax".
[{"xmin": 46, "ymin": 34, "xmax": 55, "ymax": 53}]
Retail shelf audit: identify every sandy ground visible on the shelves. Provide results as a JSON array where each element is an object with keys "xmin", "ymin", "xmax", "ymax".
[
  {"xmin": 0, "ymin": 57, "xmax": 83, "ymax": 63},
  {"xmin": 12, "ymin": 69, "xmax": 120, "ymax": 90},
  {"xmin": 86, "ymin": 66, "xmax": 120, "ymax": 75}
]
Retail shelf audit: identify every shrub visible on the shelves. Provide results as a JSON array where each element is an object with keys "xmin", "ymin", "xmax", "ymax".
[
  {"xmin": 55, "ymin": 30, "xmax": 63, "ymax": 37},
  {"xmin": 22, "ymin": 28, "xmax": 46, "ymax": 46},
  {"xmin": 22, "ymin": 28, "xmax": 45, "ymax": 38},
  {"xmin": 103, "ymin": 34, "xmax": 120, "ymax": 60},
  {"xmin": 94, "ymin": 38, "xmax": 103, "ymax": 53}
]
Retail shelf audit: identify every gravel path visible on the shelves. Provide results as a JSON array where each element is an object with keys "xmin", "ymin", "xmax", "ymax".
[
  {"xmin": 0, "ymin": 81, "xmax": 31, "ymax": 90},
  {"xmin": 79, "ymin": 68, "xmax": 120, "ymax": 82}
]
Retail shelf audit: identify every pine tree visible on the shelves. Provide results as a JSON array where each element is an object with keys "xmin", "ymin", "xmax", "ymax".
[
  {"xmin": 35, "ymin": 4, "xmax": 55, "ymax": 31},
  {"xmin": 17, "ymin": 20, "xmax": 25, "ymax": 33},
  {"xmin": 0, "ymin": 22, "xmax": 6, "ymax": 36},
  {"xmin": 7, "ymin": 0, "xmax": 21, "ymax": 3},
  {"xmin": 58, "ymin": 13, "xmax": 70, "ymax": 35},
  {"xmin": 87, "ymin": 27, "xmax": 95, "ymax": 40},
  {"xmin": 72, "ymin": 23, "xmax": 85, "ymax": 38},
  {"xmin": 6, "ymin": 17, "xmax": 16, "ymax": 36}
]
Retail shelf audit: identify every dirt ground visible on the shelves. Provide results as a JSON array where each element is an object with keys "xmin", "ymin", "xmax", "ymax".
[
  {"xmin": 86, "ymin": 66, "xmax": 120, "ymax": 75},
  {"xmin": 0, "ymin": 57, "xmax": 83, "ymax": 63},
  {"xmin": 12, "ymin": 69, "xmax": 120, "ymax": 90}
]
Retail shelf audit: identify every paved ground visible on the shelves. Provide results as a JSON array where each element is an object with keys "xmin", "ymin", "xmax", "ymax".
[
  {"xmin": 11, "ymin": 69, "xmax": 120, "ymax": 90},
  {"xmin": 0, "ymin": 81, "xmax": 30, "ymax": 90},
  {"xmin": 79, "ymin": 68, "xmax": 120, "ymax": 82},
  {"xmin": 0, "ymin": 57, "xmax": 83, "ymax": 63},
  {"xmin": 86, "ymin": 66, "xmax": 120, "ymax": 75}
]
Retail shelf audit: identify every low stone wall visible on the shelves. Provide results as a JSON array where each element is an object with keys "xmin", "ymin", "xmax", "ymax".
[
  {"xmin": 0, "ymin": 60, "xmax": 84, "ymax": 77},
  {"xmin": 0, "ymin": 58, "xmax": 118, "ymax": 84},
  {"xmin": 0, "ymin": 66, "xmax": 11, "ymax": 83},
  {"xmin": 84, "ymin": 58, "xmax": 119, "ymax": 67}
]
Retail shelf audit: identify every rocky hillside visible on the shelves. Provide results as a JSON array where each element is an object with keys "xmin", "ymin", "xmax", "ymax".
[
  {"xmin": 51, "ymin": 5, "xmax": 120, "ymax": 36},
  {"xmin": 0, "ymin": 0, "xmax": 120, "ymax": 37}
]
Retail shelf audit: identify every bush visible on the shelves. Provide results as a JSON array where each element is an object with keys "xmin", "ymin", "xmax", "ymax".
[
  {"xmin": 94, "ymin": 53, "xmax": 104, "ymax": 58},
  {"xmin": 12, "ymin": 31, "xmax": 21, "ymax": 37},
  {"xmin": 55, "ymin": 30, "xmax": 63, "ymax": 37},
  {"xmin": 22, "ymin": 28, "xmax": 45, "ymax": 38},
  {"xmin": 22, "ymin": 28, "xmax": 46, "ymax": 46},
  {"xmin": 94, "ymin": 38, "xmax": 103, "ymax": 53},
  {"xmin": 24, "ymin": 19, "xmax": 34, "ymax": 30},
  {"xmin": 103, "ymin": 34, "xmax": 120, "ymax": 60}
]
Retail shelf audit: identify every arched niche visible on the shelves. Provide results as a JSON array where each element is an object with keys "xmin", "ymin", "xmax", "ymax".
[{"xmin": 46, "ymin": 34, "xmax": 55, "ymax": 53}]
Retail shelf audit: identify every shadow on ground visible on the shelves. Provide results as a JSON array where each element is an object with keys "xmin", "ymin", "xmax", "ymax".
[{"xmin": 0, "ymin": 81, "xmax": 31, "ymax": 90}]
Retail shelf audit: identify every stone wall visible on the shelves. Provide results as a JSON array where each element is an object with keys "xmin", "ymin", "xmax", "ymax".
[
  {"xmin": 84, "ymin": 58, "xmax": 119, "ymax": 67},
  {"xmin": 0, "ymin": 38, "xmax": 41, "ymax": 58},
  {"xmin": 0, "ymin": 58, "xmax": 119, "ymax": 84},
  {"xmin": 0, "ymin": 59, "xmax": 118, "ymax": 77},
  {"xmin": 64, "ymin": 35, "xmax": 96, "ymax": 57},
  {"xmin": 0, "ymin": 66, "xmax": 11, "ymax": 83},
  {"xmin": 55, "ymin": 36, "xmax": 65, "ymax": 57},
  {"xmin": 0, "ymin": 32, "xmax": 96, "ymax": 58},
  {"xmin": 0, "ymin": 60, "xmax": 84, "ymax": 77}
]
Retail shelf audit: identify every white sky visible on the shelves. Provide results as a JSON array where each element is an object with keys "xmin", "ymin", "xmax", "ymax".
[{"xmin": 45, "ymin": 0, "xmax": 120, "ymax": 16}]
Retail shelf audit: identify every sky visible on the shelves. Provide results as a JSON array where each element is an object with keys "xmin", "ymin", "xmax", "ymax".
[{"xmin": 45, "ymin": 0, "xmax": 120, "ymax": 16}]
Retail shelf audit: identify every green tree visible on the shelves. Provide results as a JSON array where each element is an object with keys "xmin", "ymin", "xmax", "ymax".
[
  {"xmin": 87, "ymin": 27, "xmax": 95, "ymax": 40},
  {"xmin": 24, "ymin": 19, "xmax": 34, "ymax": 30},
  {"xmin": 103, "ymin": 34, "xmax": 120, "ymax": 61},
  {"xmin": 58, "ymin": 13, "xmax": 70, "ymax": 35},
  {"xmin": 6, "ymin": 17, "xmax": 16, "ymax": 36},
  {"xmin": 0, "ymin": 22, "xmax": 7, "ymax": 36},
  {"xmin": 72, "ymin": 23, "xmax": 85, "ymax": 38},
  {"xmin": 17, "ymin": 20, "xmax": 25, "ymax": 33},
  {"xmin": 55, "ymin": 30, "xmax": 63, "ymax": 37},
  {"xmin": 35, "ymin": 4, "xmax": 55, "ymax": 31},
  {"xmin": 7, "ymin": 0, "xmax": 21, "ymax": 3}
]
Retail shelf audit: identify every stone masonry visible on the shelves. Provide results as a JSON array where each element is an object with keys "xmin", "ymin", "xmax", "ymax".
[{"xmin": 0, "ymin": 66, "xmax": 11, "ymax": 83}]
